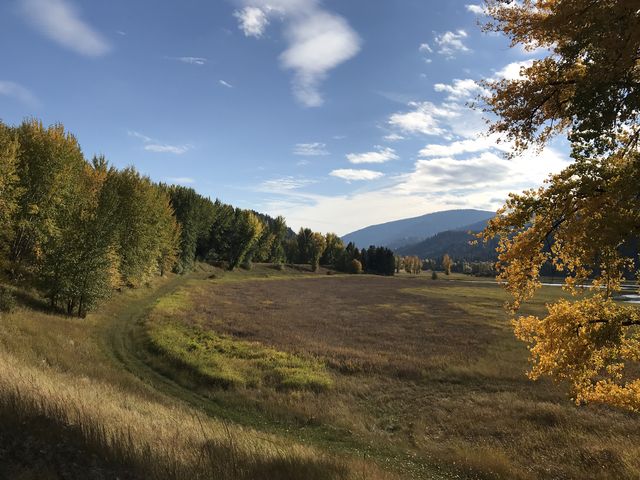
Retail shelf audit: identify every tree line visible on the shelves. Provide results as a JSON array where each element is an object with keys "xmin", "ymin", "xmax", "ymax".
[{"xmin": 0, "ymin": 119, "xmax": 395, "ymax": 317}]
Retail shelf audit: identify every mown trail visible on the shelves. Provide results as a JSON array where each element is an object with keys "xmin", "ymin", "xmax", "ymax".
[
  {"xmin": 98, "ymin": 270, "xmax": 232, "ymax": 417},
  {"xmin": 95, "ymin": 269, "xmax": 450, "ymax": 480}
]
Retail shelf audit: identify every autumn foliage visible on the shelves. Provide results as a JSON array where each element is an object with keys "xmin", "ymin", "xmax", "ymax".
[{"xmin": 482, "ymin": 0, "xmax": 640, "ymax": 410}]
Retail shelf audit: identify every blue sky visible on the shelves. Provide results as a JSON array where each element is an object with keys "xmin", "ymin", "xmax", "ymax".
[{"xmin": 0, "ymin": 0, "xmax": 568, "ymax": 235}]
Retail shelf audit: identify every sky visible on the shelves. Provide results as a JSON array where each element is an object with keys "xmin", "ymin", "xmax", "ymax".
[{"xmin": 0, "ymin": 0, "xmax": 570, "ymax": 235}]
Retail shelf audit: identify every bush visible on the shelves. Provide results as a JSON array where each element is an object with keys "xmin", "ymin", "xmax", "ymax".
[
  {"xmin": 0, "ymin": 287, "xmax": 16, "ymax": 313},
  {"xmin": 431, "ymin": 270, "xmax": 438, "ymax": 280},
  {"xmin": 350, "ymin": 259, "xmax": 363, "ymax": 274}
]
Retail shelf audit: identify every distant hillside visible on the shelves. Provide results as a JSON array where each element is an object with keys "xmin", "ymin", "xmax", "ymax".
[
  {"xmin": 396, "ymin": 228, "xmax": 499, "ymax": 261},
  {"xmin": 341, "ymin": 209, "xmax": 495, "ymax": 249}
]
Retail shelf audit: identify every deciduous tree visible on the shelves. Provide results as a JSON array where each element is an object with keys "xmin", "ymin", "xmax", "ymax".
[{"xmin": 482, "ymin": 0, "xmax": 640, "ymax": 410}]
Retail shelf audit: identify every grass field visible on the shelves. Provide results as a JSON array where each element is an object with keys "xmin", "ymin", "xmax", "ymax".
[{"xmin": 2, "ymin": 264, "xmax": 640, "ymax": 479}]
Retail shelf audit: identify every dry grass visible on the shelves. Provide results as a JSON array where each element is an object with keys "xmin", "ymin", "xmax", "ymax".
[
  {"xmin": 3, "ymin": 265, "xmax": 640, "ymax": 479},
  {"xmin": 141, "ymin": 269, "xmax": 640, "ymax": 479},
  {"xmin": 0, "ymin": 269, "xmax": 394, "ymax": 480}
]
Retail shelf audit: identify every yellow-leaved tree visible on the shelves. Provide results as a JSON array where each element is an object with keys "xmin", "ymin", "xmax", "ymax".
[{"xmin": 481, "ymin": 0, "xmax": 640, "ymax": 410}]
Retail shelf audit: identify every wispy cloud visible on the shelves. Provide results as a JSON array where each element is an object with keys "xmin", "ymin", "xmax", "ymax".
[
  {"xmin": 166, "ymin": 177, "xmax": 195, "ymax": 185},
  {"xmin": 219, "ymin": 79, "xmax": 234, "ymax": 88},
  {"xmin": 128, "ymin": 130, "xmax": 192, "ymax": 155},
  {"xmin": 233, "ymin": 0, "xmax": 361, "ymax": 107},
  {"xmin": 260, "ymin": 58, "xmax": 571, "ymax": 234},
  {"xmin": 167, "ymin": 56, "xmax": 207, "ymax": 65},
  {"xmin": 293, "ymin": 142, "xmax": 329, "ymax": 156},
  {"xmin": 384, "ymin": 133, "xmax": 405, "ymax": 142},
  {"xmin": 260, "ymin": 176, "xmax": 316, "ymax": 192},
  {"xmin": 19, "ymin": 0, "xmax": 111, "ymax": 57},
  {"xmin": 434, "ymin": 30, "xmax": 470, "ymax": 57},
  {"xmin": 144, "ymin": 144, "xmax": 191, "ymax": 155},
  {"xmin": 0, "ymin": 81, "xmax": 39, "ymax": 107},
  {"xmin": 347, "ymin": 146, "xmax": 398, "ymax": 164},
  {"xmin": 465, "ymin": 4, "xmax": 486, "ymax": 15},
  {"xmin": 433, "ymin": 78, "xmax": 487, "ymax": 101},
  {"xmin": 330, "ymin": 169, "xmax": 384, "ymax": 181}
]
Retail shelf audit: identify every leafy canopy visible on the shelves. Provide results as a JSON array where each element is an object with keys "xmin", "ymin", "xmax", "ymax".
[{"xmin": 482, "ymin": 0, "xmax": 640, "ymax": 410}]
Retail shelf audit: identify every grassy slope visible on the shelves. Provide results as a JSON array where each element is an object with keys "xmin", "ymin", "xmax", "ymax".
[{"xmin": 0, "ymin": 265, "xmax": 390, "ymax": 480}]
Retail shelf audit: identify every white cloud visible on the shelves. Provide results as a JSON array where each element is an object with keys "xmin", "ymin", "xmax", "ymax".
[
  {"xmin": 128, "ymin": 131, "xmax": 192, "ymax": 155},
  {"xmin": 281, "ymin": 11, "xmax": 361, "ymax": 107},
  {"xmin": 388, "ymin": 101, "xmax": 459, "ymax": 136},
  {"xmin": 234, "ymin": 0, "xmax": 361, "ymax": 107},
  {"xmin": 0, "ymin": 81, "xmax": 39, "ymax": 106},
  {"xmin": 418, "ymin": 43, "xmax": 432, "ymax": 53},
  {"xmin": 346, "ymin": 146, "xmax": 398, "ymax": 164},
  {"xmin": 384, "ymin": 133, "xmax": 405, "ymax": 142},
  {"xmin": 419, "ymin": 135, "xmax": 510, "ymax": 158},
  {"xmin": 434, "ymin": 30, "xmax": 470, "ymax": 57},
  {"xmin": 494, "ymin": 60, "xmax": 534, "ymax": 81},
  {"xmin": 169, "ymin": 56, "xmax": 207, "ymax": 65},
  {"xmin": 219, "ymin": 79, "xmax": 234, "ymax": 88},
  {"xmin": 166, "ymin": 177, "xmax": 195, "ymax": 185},
  {"xmin": 330, "ymin": 169, "xmax": 383, "ymax": 181},
  {"xmin": 19, "ymin": 0, "xmax": 111, "ymax": 57},
  {"xmin": 293, "ymin": 142, "xmax": 329, "ymax": 156},
  {"xmin": 465, "ymin": 4, "xmax": 486, "ymax": 15},
  {"xmin": 256, "ymin": 59, "xmax": 571, "ymax": 235},
  {"xmin": 398, "ymin": 152, "xmax": 511, "ymax": 192},
  {"xmin": 234, "ymin": 6, "xmax": 270, "ymax": 37},
  {"xmin": 434, "ymin": 78, "xmax": 487, "ymax": 100}
]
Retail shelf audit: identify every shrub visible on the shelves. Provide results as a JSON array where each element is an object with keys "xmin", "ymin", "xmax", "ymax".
[
  {"xmin": 0, "ymin": 287, "xmax": 16, "ymax": 313},
  {"xmin": 350, "ymin": 259, "xmax": 363, "ymax": 274},
  {"xmin": 431, "ymin": 270, "xmax": 438, "ymax": 280}
]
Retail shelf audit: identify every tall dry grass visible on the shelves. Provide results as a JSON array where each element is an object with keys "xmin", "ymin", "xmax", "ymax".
[{"xmin": 0, "ymin": 348, "xmax": 361, "ymax": 479}]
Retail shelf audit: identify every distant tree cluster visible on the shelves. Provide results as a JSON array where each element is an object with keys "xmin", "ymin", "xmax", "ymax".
[
  {"xmin": 403, "ymin": 256, "xmax": 422, "ymax": 274},
  {"xmin": 285, "ymin": 229, "xmax": 395, "ymax": 276},
  {"xmin": 0, "ymin": 119, "xmax": 290, "ymax": 316}
]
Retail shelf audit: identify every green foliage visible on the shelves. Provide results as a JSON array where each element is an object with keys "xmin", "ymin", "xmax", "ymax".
[
  {"xmin": 226, "ymin": 210, "xmax": 264, "ymax": 270},
  {"xmin": 0, "ymin": 125, "xmax": 22, "ymax": 269},
  {"xmin": 0, "ymin": 287, "xmax": 16, "ymax": 313},
  {"xmin": 164, "ymin": 185, "xmax": 217, "ymax": 273},
  {"xmin": 104, "ymin": 168, "xmax": 179, "ymax": 287},
  {"xmin": 9, "ymin": 120, "xmax": 87, "ymax": 277},
  {"xmin": 296, "ymin": 228, "xmax": 314, "ymax": 264},
  {"xmin": 309, "ymin": 232, "xmax": 326, "ymax": 272},
  {"xmin": 320, "ymin": 233, "xmax": 344, "ymax": 267},
  {"xmin": 0, "ymin": 117, "xmax": 341, "ymax": 317},
  {"xmin": 361, "ymin": 246, "xmax": 395, "ymax": 276}
]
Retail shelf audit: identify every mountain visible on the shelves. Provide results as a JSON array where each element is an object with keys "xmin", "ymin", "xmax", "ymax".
[
  {"xmin": 341, "ymin": 209, "xmax": 495, "ymax": 249},
  {"xmin": 396, "ymin": 228, "xmax": 499, "ymax": 261}
]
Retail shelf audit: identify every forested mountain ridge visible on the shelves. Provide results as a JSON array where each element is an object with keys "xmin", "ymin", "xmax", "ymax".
[
  {"xmin": 396, "ymin": 228, "xmax": 498, "ymax": 261},
  {"xmin": 342, "ymin": 209, "xmax": 495, "ymax": 249}
]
